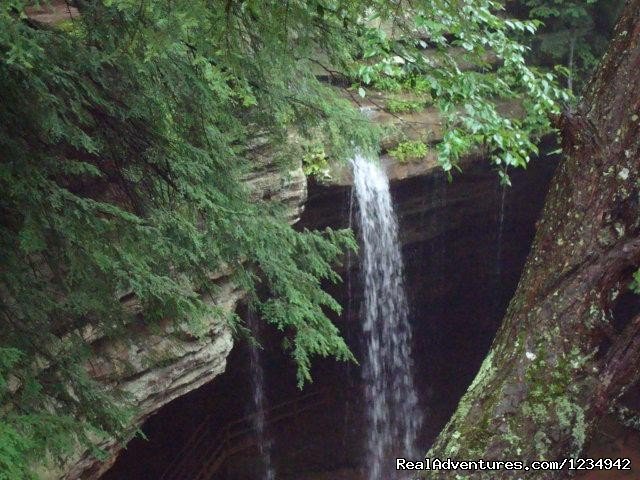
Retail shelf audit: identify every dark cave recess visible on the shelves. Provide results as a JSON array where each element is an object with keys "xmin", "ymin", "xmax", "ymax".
[{"xmin": 104, "ymin": 154, "xmax": 558, "ymax": 480}]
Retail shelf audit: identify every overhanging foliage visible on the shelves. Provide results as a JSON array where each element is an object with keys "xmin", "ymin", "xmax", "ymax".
[{"xmin": 1, "ymin": 0, "xmax": 566, "ymax": 476}]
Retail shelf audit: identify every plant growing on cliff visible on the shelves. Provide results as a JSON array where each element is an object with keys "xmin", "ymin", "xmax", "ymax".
[
  {"xmin": 386, "ymin": 99, "xmax": 427, "ymax": 114},
  {"xmin": 302, "ymin": 145, "xmax": 332, "ymax": 179},
  {"xmin": 351, "ymin": 0, "xmax": 569, "ymax": 175},
  {"xmin": 388, "ymin": 140, "xmax": 429, "ymax": 163}
]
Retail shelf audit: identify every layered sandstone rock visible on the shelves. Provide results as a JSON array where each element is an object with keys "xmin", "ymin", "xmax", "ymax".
[{"xmin": 38, "ymin": 156, "xmax": 307, "ymax": 480}]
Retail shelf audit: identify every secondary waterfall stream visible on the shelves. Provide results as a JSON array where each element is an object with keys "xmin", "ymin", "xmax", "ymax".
[
  {"xmin": 352, "ymin": 154, "xmax": 423, "ymax": 480},
  {"xmin": 247, "ymin": 311, "xmax": 275, "ymax": 480},
  {"xmin": 496, "ymin": 183, "xmax": 507, "ymax": 280},
  {"xmin": 494, "ymin": 182, "xmax": 508, "ymax": 316}
]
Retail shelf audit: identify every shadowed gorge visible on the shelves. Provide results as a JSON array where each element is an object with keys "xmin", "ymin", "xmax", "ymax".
[{"xmin": 104, "ymin": 151, "xmax": 558, "ymax": 479}]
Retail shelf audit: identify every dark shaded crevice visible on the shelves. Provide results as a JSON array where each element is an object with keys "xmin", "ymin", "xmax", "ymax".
[
  {"xmin": 611, "ymin": 289, "xmax": 640, "ymax": 335},
  {"xmin": 103, "ymin": 154, "xmax": 557, "ymax": 480}
]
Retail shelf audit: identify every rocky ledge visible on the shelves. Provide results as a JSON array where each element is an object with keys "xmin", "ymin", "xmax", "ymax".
[
  {"xmin": 38, "ymin": 151, "xmax": 307, "ymax": 480},
  {"xmin": 48, "ymin": 89, "xmax": 526, "ymax": 479}
]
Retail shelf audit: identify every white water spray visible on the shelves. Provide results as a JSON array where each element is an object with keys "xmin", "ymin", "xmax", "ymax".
[
  {"xmin": 247, "ymin": 312, "xmax": 275, "ymax": 480},
  {"xmin": 352, "ymin": 154, "xmax": 422, "ymax": 480}
]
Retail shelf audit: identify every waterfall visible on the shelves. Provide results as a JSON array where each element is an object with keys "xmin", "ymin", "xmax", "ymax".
[
  {"xmin": 351, "ymin": 154, "xmax": 423, "ymax": 480},
  {"xmin": 346, "ymin": 187, "xmax": 355, "ymax": 327},
  {"xmin": 496, "ymin": 183, "xmax": 507, "ymax": 280},
  {"xmin": 247, "ymin": 311, "xmax": 275, "ymax": 480},
  {"xmin": 493, "ymin": 182, "xmax": 508, "ymax": 318}
]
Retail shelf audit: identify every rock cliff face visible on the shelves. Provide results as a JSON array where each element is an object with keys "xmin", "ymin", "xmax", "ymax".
[
  {"xmin": 89, "ymin": 101, "xmax": 453, "ymax": 479},
  {"xmin": 102, "ymin": 129, "xmax": 558, "ymax": 479},
  {"xmin": 43, "ymin": 152, "xmax": 307, "ymax": 480},
  {"xmin": 72, "ymin": 96, "xmax": 546, "ymax": 479}
]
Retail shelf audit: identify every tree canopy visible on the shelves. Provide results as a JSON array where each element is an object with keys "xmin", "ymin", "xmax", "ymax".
[
  {"xmin": 511, "ymin": 0, "xmax": 624, "ymax": 93},
  {"xmin": 1, "ymin": 0, "xmax": 567, "ymax": 477}
]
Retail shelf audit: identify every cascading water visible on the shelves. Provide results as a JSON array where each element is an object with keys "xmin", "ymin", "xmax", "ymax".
[
  {"xmin": 247, "ymin": 311, "xmax": 275, "ymax": 480},
  {"xmin": 351, "ymin": 154, "xmax": 423, "ymax": 480},
  {"xmin": 496, "ymin": 183, "xmax": 507, "ymax": 280},
  {"xmin": 494, "ymin": 182, "xmax": 508, "ymax": 316}
]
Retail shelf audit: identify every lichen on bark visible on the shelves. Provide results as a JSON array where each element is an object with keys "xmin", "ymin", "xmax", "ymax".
[{"xmin": 422, "ymin": 2, "xmax": 640, "ymax": 477}]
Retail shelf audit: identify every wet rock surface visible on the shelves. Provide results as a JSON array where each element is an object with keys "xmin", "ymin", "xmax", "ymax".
[{"xmin": 104, "ymin": 149, "xmax": 558, "ymax": 480}]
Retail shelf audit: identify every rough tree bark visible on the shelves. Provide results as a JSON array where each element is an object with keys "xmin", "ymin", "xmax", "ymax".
[{"xmin": 424, "ymin": 2, "xmax": 640, "ymax": 478}]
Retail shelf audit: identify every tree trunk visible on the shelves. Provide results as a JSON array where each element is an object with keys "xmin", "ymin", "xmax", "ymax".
[{"xmin": 424, "ymin": 3, "xmax": 640, "ymax": 478}]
